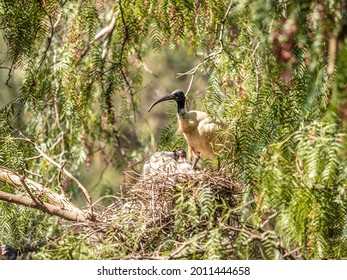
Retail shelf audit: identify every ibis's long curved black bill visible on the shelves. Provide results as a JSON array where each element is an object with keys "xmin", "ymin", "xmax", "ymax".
[{"xmin": 147, "ymin": 95, "xmax": 175, "ymax": 112}]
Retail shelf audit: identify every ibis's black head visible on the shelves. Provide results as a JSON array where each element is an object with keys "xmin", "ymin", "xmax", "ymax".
[{"xmin": 148, "ymin": 90, "xmax": 186, "ymax": 113}]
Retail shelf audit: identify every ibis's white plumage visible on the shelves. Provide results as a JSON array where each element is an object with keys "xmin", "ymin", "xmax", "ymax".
[
  {"xmin": 178, "ymin": 109, "xmax": 222, "ymax": 161},
  {"xmin": 148, "ymin": 90, "xmax": 223, "ymax": 167}
]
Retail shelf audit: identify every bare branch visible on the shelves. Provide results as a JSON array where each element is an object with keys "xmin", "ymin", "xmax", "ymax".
[
  {"xmin": 12, "ymin": 129, "xmax": 93, "ymax": 214},
  {"xmin": 94, "ymin": 14, "xmax": 117, "ymax": 42},
  {"xmin": 0, "ymin": 166, "xmax": 90, "ymax": 222},
  {"xmin": 0, "ymin": 165, "xmax": 83, "ymax": 213},
  {"xmin": 0, "ymin": 190, "xmax": 87, "ymax": 222}
]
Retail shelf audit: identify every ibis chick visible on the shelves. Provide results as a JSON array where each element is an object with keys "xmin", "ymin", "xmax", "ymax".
[
  {"xmin": 142, "ymin": 148, "xmax": 195, "ymax": 176},
  {"xmin": 148, "ymin": 90, "xmax": 223, "ymax": 168}
]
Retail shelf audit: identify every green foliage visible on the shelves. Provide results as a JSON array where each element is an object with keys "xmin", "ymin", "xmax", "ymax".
[
  {"xmin": 255, "ymin": 121, "xmax": 347, "ymax": 259},
  {"xmin": 1, "ymin": 0, "xmax": 347, "ymax": 260},
  {"xmin": 0, "ymin": 200, "xmax": 59, "ymax": 257},
  {"xmin": 158, "ymin": 123, "xmax": 186, "ymax": 151},
  {"xmin": 0, "ymin": 0, "xmax": 49, "ymax": 66}
]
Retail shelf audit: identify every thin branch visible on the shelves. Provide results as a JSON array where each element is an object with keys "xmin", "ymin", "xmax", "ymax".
[
  {"xmin": 168, "ymin": 242, "xmax": 191, "ymax": 259},
  {"xmin": 11, "ymin": 129, "xmax": 93, "ymax": 215},
  {"xmin": 37, "ymin": 0, "xmax": 62, "ymax": 72},
  {"xmin": 80, "ymin": 12, "xmax": 117, "ymax": 60},
  {"xmin": 20, "ymin": 174, "xmax": 42, "ymax": 206},
  {"xmin": 166, "ymin": 231, "xmax": 207, "ymax": 259},
  {"xmin": 23, "ymin": 168, "xmax": 43, "ymax": 178},
  {"xmin": 58, "ymin": 162, "xmax": 68, "ymax": 199},
  {"xmin": 94, "ymin": 14, "xmax": 117, "ymax": 42},
  {"xmin": 25, "ymin": 155, "xmax": 43, "ymax": 161},
  {"xmin": 0, "ymin": 66, "xmax": 11, "ymax": 71},
  {"xmin": 176, "ymin": 49, "xmax": 222, "ymax": 78},
  {"xmin": 118, "ymin": 0, "xmax": 137, "ymax": 122},
  {"xmin": 185, "ymin": 71, "xmax": 195, "ymax": 96},
  {"xmin": 228, "ymin": 225, "xmax": 301, "ymax": 260},
  {"xmin": 177, "ymin": 1, "xmax": 235, "ymax": 95},
  {"xmin": 281, "ymin": 246, "xmax": 304, "ymax": 260},
  {"xmin": 259, "ymin": 211, "xmax": 278, "ymax": 230},
  {"xmin": 36, "ymin": 142, "xmax": 93, "ymax": 212},
  {"xmin": 52, "ymin": 46, "xmax": 66, "ymax": 164},
  {"xmin": 220, "ymin": 1, "xmax": 234, "ymax": 40},
  {"xmin": 5, "ymin": 63, "xmax": 14, "ymax": 87}
]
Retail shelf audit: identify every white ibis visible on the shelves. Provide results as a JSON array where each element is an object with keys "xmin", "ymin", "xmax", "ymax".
[
  {"xmin": 142, "ymin": 148, "xmax": 195, "ymax": 176},
  {"xmin": 148, "ymin": 90, "xmax": 223, "ymax": 168}
]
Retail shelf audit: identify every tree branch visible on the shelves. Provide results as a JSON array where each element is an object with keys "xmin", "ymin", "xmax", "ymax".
[
  {"xmin": 94, "ymin": 14, "xmax": 117, "ymax": 42},
  {"xmin": 0, "ymin": 190, "xmax": 87, "ymax": 222},
  {"xmin": 0, "ymin": 165, "xmax": 82, "ymax": 213}
]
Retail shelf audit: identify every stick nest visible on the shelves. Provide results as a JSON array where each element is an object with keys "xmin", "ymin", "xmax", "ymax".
[
  {"xmin": 98, "ymin": 170, "xmax": 243, "ymax": 230},
  {"xmin": 64, "ymin": 171, "xmax": 245, "ymax": 259}
]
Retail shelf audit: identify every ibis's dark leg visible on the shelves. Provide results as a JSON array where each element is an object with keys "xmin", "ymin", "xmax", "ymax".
[{"xmin": 192, "ymin": 156, "xmax": 200, "ymax": 170}]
